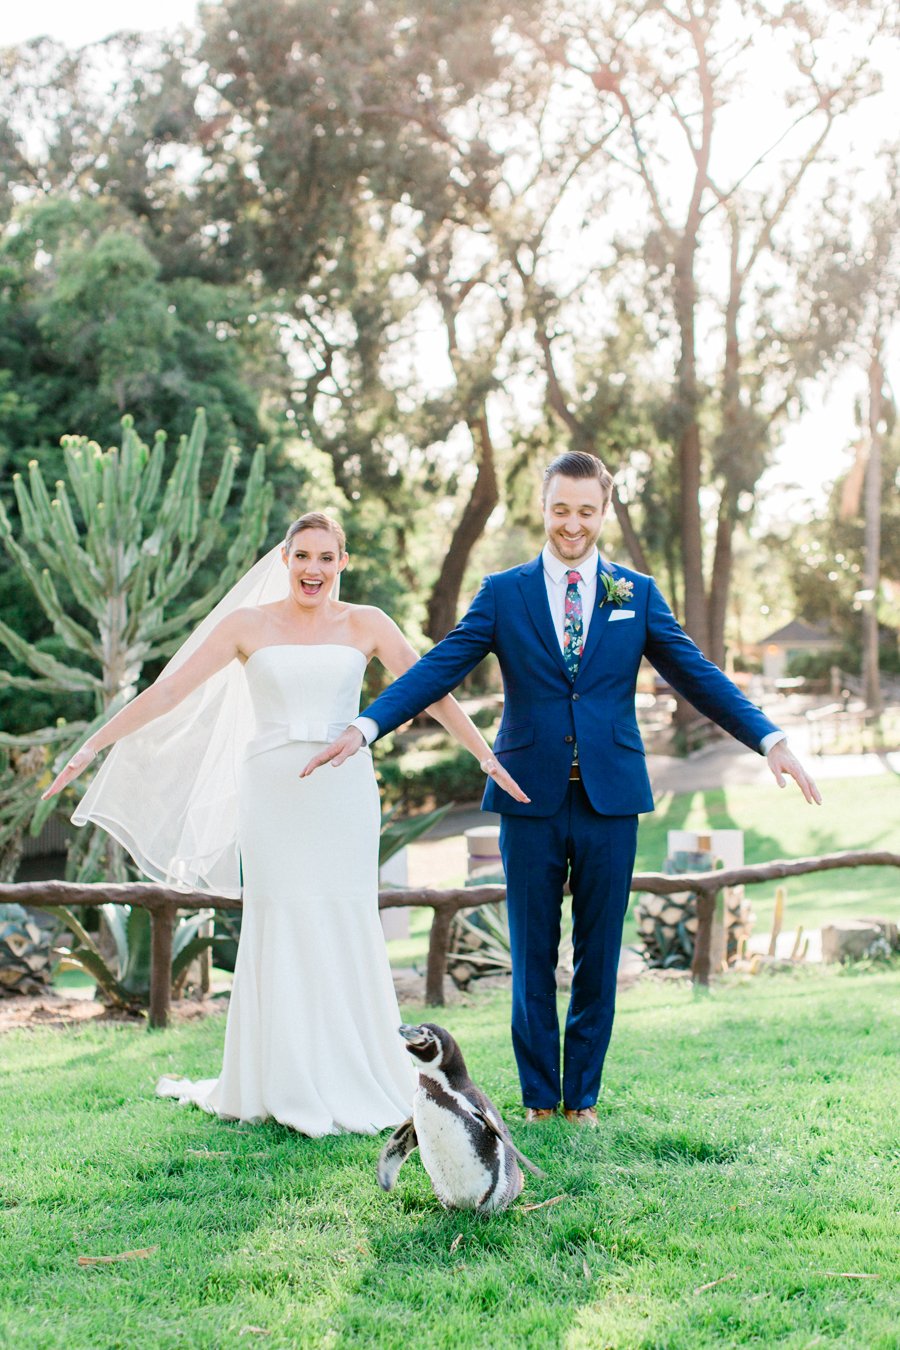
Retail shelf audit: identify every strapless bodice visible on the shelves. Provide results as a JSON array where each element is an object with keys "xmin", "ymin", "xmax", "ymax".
[{"xmin": 243, "ymin": 644, "xmax": 368, "ymax": 758}]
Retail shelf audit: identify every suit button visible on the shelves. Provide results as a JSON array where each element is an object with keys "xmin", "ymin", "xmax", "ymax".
[
  {"xmin": 564, "ymin": 735, "xmax": 574, "ymax": 743},
  {"xmin": 572, "ymin": 692, "xmax": 580, "ymax": 701}
]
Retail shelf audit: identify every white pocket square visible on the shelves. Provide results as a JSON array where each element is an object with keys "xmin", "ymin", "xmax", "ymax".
[{"xmin": 608, "ymin": 610, "xmax": 635, "ymax": 622}]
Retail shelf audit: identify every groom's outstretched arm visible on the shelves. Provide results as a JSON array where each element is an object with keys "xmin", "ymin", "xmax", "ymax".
[{"xmin": 644, "ymin": 579, "xmax": 821, "ymax": 804}]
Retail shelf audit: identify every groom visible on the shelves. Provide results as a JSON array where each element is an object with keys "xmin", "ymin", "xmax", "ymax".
[{"xmin": 304, "ymin": 452, "xmax": 820, "ymax": 1125}]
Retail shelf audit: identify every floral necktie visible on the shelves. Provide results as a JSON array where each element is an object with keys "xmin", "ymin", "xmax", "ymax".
[{"xmin": 563, "ymin": 570, "xmax": 583, "ymax": 679}]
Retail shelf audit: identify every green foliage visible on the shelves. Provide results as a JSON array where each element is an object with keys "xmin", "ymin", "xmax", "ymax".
[
  {"xmin": 786, "ymin": 647, "xmax": 852, "ymax": 681},
  {"xmin": 779, "ymin": 431, "xmax": 900, "ymax": 653},
  {"xmin": 47, "ymin": 904, "xmax": 216, "ymax": 1010},
  {"xmin": 376, "ymin": 742, "xmax": 487, "ymax": 811},
  {"xmin": 0, "ymin": 747, "xmax": 48, "ymax": 882},
  {"xmin": 378, "ymin": 802, "xmax": 453, "ymax": 868},
  {"xmin": 0, "ymin": 194, "xmax": 286, "ymax": 460},
  {"xmin": 0, "ymin": 184, "xmax": 304, "ymax": 738},
  {"xmin": 0, "ymin": 409, "xmax": 273, "ymax": 876}
]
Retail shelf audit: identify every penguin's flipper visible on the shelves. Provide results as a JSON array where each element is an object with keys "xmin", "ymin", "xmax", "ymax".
[
  {"xmin": 470, "ymin": 1106, "xmax": 547, "ymax": 1179},
  {"xmin": 507, "ymin": 1142, "xmax": 547, "ymax": 1179},
  {"xmin": 377, "ymin": 1118, "xmax": 418, "ymax": 1192}
]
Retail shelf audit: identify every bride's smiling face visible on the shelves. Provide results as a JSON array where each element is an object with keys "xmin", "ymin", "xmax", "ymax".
[{"xmin": 282, "ymin": 528, "xmax": 348, "ymax": 607}]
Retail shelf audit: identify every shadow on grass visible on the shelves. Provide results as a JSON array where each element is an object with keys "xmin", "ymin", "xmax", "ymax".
[{"xmin": 608, "ymin": 1126, "xmax": 744, "ymax": 1166}]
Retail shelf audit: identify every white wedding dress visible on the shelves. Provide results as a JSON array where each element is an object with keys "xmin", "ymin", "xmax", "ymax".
[{"xmin": 157, "ymin": 644, "xmax": 416, "ymax": 1135}]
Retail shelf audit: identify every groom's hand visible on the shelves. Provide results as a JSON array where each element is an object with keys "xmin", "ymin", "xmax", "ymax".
[
  {"xmin": 301, "ymin": 727, "xmax": 364, "ymax": 777},
  {"xmin": 766, "ymin": 740, "xmax": 822, "ymax": 805}
]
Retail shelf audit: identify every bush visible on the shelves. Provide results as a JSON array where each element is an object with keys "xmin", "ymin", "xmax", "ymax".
[
  {"xmin": 786, "ymin": 648, "xmax": 849, "ymax": 680},
  {"xmin": 376, "ymin": 744, "xmax": 485, "ymax": 810}
]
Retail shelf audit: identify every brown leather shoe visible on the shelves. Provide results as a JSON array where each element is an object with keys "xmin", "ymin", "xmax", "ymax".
[
  {"xmin": 563, "ymin": 1107, "xmax": 598, "ymax": 1128},
  {"xmin": 525, "ymin": 1107, "xmax": 557, "ymax": 1123}
]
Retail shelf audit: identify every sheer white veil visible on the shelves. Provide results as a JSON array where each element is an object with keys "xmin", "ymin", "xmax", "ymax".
[{"xmin": 74, "ymin": 542, "xmax": 336, "ymax": 897}]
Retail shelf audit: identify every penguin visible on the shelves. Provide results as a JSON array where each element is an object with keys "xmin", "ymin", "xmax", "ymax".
[{"xmin": 377, "ymin": 1023, "xmax": 545, "ymax": 1214}]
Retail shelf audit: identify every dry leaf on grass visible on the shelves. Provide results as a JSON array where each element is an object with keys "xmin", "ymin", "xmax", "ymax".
[
  {"xmin": 582, "ymin": 1259, "xmax": 592, "ymax": 1281},
  {"xmin": 186, "ymin": 1149, "xmax": 227, "ymax": 1158},
  {"xmin": 239, "ymin": 1327, "xmax": 271, "ymax": 1337},
  {"xmin": 817, "ymin": 1271, "xmax": 879, "ymax": 1280},
  {"xmin": 693, "ymin": 1273, "xmax": 737, "ymax": 1294},
  {"xmin": 450, "ymin": 1234, "xmax": 463, "ymax": 1254},
  {"xmin": 520, "ymin": 1194, "xmax": 567, "ymax": 1213},
  {"xmin": 77, "ymin": 1246, "xmax": 159, "ymax": 1266}
]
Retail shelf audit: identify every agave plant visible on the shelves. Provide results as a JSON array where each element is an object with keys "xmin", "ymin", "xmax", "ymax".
[
  {"xmin": 378, "ymin": 801, "xmax": 453, "ymax": 868},
  {"xmin": 448, "ymin": 902, "xmax": 512, "ymax": 986},
  {"xmin": 47, "ymin": 904, "xmax": 216, "ymax": 1011}
]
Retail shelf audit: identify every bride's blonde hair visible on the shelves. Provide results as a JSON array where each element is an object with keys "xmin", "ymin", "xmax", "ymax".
[{"xmin": 284, "ymin": 511, "xmax": 346, "ymax": 554}]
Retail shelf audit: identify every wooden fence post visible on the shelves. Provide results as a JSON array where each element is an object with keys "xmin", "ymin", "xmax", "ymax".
[
  {"xmin": 691, "ymin": 888, "xmax": 718, "ymax": 986},
  {"xmin": 149, "ymin": 905, "xmax": 175, "ymax": 1030},
  {"xmin": 425, "ymin": 905, "xmax": 454, "ymax": 1006}
]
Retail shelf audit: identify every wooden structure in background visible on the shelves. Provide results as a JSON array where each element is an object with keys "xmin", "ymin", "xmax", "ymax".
[{"xmin": 2, "ymin": 848, "xmax": 898, "ymax": 1027}]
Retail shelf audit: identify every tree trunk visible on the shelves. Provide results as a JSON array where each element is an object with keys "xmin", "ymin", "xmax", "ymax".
[
  {"xmin": 425, "ymin": 407, "xmax": 499, "ymax": 641},
  {"xmin": 610, "ymin": 486, "xmax": 651, "ymax": 574},
  {"xmin": 862, "ymin": 347, "xmax": 884, "ymax": 715},
  {"xmin": 674, "ymin": 247, "xmax": 708, "ymax": 657},
  {"xmin": 672, "ymin": 243, "xmax": 708, "ymax": 732},
  {"xmin": 707, "ymin": 507, "xmax": 734, "ymax": 672},
  {"xmin": 708, "ymin": 216, "xmax": 743, "ymax": 672}
]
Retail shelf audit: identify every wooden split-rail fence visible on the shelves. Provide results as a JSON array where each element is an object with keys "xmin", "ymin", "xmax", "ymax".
[{"xmin": 2, "ymin": 848, "xmax": 898, "ymax": 1028}]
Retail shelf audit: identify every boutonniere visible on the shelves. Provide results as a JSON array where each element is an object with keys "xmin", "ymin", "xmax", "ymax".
[{"xmin": 600, "ymin": 573, "xmax": 634, "ymax": 608}]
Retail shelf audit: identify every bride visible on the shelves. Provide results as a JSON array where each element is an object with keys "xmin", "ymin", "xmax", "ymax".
[{"xmin": 43, "ymin": 511, "xmax": 527, "ymax": 1136}]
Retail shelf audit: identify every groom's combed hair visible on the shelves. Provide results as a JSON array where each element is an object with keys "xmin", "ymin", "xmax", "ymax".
[
  {"xmin": 284, "ymin": 511, "xmax": 347, "ymax": 553},
  {"xmin": 542, "ymin": 452, "xmax": 614, "ymax": 504}
]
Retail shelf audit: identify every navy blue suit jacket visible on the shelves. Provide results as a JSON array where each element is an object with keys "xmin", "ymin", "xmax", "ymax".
[{"xmin": 363, "ymin": 555, "xmax": 780, "ymax": 818}]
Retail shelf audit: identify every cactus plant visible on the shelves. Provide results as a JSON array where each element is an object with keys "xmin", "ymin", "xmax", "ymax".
[{"xmin": 0, "ymin": 409, "xmax": 273, "ymax": 879}]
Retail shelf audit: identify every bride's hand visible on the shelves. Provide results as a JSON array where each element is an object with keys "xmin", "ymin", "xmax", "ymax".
[
  {"xmin": 300, "ymin": 726, "xmax": 365, "ymax": 777},
  {"xmin": 41, "ymin": 745, "xmax": 97, "ymax": 800},
  {"xmin": 479, "ymin": 755, "xmax": 530, "ymax": 804}
]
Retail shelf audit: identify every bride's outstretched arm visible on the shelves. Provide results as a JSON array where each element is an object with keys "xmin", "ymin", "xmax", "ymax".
[
  {"xmin": 41, "ymin": 612, "xmax": 249, "ymax": 800},
  {"xmin": 303, "ymin": 611, "xmax": 529, "ymax": 804}
]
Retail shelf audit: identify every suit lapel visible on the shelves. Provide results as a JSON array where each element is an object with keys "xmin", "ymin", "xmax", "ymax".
[
  {"xmin": 575, "ymin": 556, "xmax": 615, "ymax": 680},
  {"xmin": 517, "ymin": 557, "xmax": 571, "ymax": 678}
]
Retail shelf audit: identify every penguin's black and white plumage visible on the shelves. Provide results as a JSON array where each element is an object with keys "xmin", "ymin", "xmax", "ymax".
[{"xmin": 377, "ymin": 1023, "xmax": 544, "ymax": 1214}]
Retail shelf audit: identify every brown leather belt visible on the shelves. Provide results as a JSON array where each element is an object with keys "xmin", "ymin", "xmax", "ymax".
[{"xmin": 568, "ymin": 762, "xmax": 581, "ymax": 782}]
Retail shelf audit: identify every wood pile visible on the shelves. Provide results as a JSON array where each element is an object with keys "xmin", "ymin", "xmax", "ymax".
[{"xmin": 634, "ymin": 848, "xmax": 755, "ymax": 969}]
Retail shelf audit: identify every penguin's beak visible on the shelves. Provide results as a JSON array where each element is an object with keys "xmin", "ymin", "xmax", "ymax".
[{"xmin": 398, "ymin": 1024, "xmax": 423, "ymax": 1043}]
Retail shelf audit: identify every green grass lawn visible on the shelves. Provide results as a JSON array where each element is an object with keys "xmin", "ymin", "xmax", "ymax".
[{"xmin": 2, "ymin": 969, "xmax": 898, "ymax": 1348}]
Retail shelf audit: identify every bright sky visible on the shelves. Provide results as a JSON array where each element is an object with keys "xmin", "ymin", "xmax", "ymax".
[
  {"xmin": 1, "ymin": 2, "xmax": 891, "ymax": 511},
  {"xmin": 0, "ymin": 0, "xmax": 198, "ymax": 47}
]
